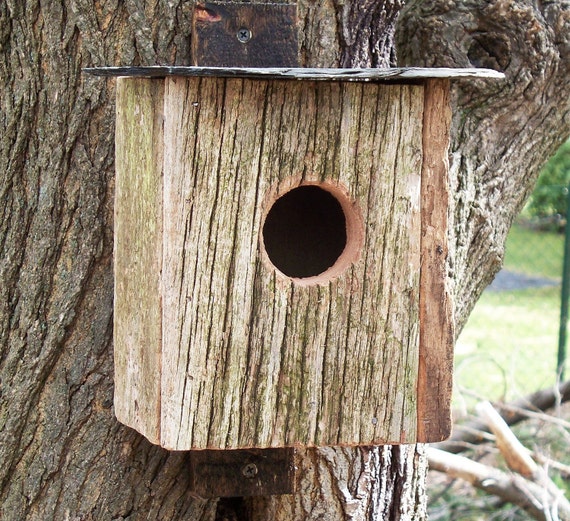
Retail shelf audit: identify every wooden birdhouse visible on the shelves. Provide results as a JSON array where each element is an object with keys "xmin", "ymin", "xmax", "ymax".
[{"xmin": 87, "ymin": 65, "xmax": 502, "ymax": 452}]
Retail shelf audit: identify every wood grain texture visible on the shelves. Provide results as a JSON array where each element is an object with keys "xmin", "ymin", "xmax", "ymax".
[
  {"xmin": 114, "ymin": 78, "xmax": 165, "ymax": 444},
  {"xmin": 417, "ymin": 79, "xmax": 454, "ymax": 442},
  {"xmin": 157, "ymin": 76, "xmax": 423, "ymax": 449}
]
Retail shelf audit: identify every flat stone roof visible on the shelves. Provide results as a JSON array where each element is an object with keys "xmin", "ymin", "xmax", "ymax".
[{"xmin": 84, "ymin": 66, "xmax": 505, "ymax": 82}]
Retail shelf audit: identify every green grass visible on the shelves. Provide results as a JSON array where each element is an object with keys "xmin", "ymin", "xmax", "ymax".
[
  {"xmin": 455, "ymin": 223, "xmax": 564, "ymax": 407},
  {"xmin": 455, "ymin": 287, "xmax": 561, "ymax": 406}
]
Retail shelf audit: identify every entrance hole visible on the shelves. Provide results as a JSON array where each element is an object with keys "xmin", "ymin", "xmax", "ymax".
[{"xmin": 262, "ymin": 184, "xmax": 355, "ymax": 281}]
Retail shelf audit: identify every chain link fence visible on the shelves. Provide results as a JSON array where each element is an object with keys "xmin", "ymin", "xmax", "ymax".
[{"xmin": 456, "ymin": 141, "xmax": 570, "ymax": 408}]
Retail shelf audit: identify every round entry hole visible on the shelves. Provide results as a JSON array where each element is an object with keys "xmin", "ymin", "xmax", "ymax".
[{"xmin": 262, "ymin": 184, "xmax": 361, "ymax": 283}]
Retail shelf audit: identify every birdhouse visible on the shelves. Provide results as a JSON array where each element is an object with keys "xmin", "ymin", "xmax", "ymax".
[{"xmin": 87, "ymin": 65, "xmax": 502, "ymax": 451}]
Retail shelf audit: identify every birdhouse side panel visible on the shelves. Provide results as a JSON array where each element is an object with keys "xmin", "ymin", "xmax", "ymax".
[
  {"xmin": 114, "ymin": 78, "xmax": 165, "ymax": 444},
  {"xmin": 418, "ymin": 79, "xmax": 454, "ymax": 442}
]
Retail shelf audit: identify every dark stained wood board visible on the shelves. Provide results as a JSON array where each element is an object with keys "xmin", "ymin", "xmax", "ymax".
[
  {"xmin": 191, "ymin": 2, "xmax": 299, "ymax": 67},
  {"xmin": 189, "ymin": 448, "xmax": 296, "ymax": 498}
]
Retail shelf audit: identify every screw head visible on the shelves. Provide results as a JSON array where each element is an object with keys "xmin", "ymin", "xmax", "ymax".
[
  {"xmin": 237, "ymin": 28, "xmax": 252, "ymax": 43},
  {"xmin": 241, "ymin": 463, "xmax": 258, "ymax": 479}
]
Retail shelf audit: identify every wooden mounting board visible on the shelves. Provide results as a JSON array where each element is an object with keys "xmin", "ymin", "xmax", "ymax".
[
  {"xmin": 191, "ymin": 2, "xmax": 299, "ymax": 68},
  {"xmin": 189, "ymin": 448, "xmax": 296, "ymax": 498}
]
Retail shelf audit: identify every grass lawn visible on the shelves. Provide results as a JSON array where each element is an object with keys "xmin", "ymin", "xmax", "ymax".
[{"xmin": 455, "ymin": 222, "xmax": 565, "ymax": 407}]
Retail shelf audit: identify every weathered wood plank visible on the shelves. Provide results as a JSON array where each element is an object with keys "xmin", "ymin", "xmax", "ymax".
[
  {"xmin": 418, "ymin": 78, "xmax": 455, "ymax": 442},
  {"xmin": 114, "ymin": 78, "xmax": 164, "ymax": 444},
  {"xmin": 159, "ymin": 77, "xmax": 423, "ymax": 449}
]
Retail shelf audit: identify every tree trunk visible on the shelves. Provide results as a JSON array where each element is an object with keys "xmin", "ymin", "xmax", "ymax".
[
  {"xmin": 0, "ymin": 1, "xmax": 568, "ymax": 521},
  {"xmin": 397, "ymin": 0, "xmax": 570, "ymax": 328}
]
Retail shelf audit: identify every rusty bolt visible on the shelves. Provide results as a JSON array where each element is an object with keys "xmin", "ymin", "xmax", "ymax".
[{"xmin": 241, "ymin": 463, "xmax": 258, "ymax": 479}]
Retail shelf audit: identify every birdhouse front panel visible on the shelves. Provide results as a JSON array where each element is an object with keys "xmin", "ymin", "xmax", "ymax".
[{"xmin": 113, "ymin": 72, "xmax": 454, "ymax": 450}]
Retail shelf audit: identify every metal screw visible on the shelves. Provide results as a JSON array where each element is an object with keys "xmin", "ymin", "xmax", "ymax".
[
  {"xmin": 241, "ymin": 463, "xmax": 258, "ymax": 479},
  {"xmin": 237, "ymin": 28, "xmax": 252, "ymax": 43}
]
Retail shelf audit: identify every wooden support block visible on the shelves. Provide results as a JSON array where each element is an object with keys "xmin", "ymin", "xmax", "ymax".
[
  {"xmin": 189, "ymin": 448, "xmax": 296, "ymax": 498},
  {"xmin": 192, "ymin": 2, "xmax": 299, "ymax": 67}
]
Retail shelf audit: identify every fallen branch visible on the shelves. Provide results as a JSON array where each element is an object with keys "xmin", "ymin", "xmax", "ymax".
[
  {"xmin": 476, "ymin": 401, "xmax": 538, "ymax": 478},
  {"xmin": 495, "ymin": 402, "xmax": 570, "ymax": 430},
  {"xmin": 436, "ymin": 380, "xmax": 570, "ymax": 454},
  {"xmin": 479, "ymin": 401, "xmax": 570, "ymax": 514},
  {"xmin": 533, "ymin": 454, "xmax": 570, "ymax": 477},
  {"xmin": 428, "ymin": 448, "xmax": 570, "ymax": 521}
]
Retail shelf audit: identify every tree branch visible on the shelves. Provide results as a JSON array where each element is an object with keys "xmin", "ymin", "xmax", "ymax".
[
  {"xmin": 428, "ymin": 447, "xmax": 570, "ymax": 521},
  {"xmin": 438, "ymin": 380, "xmax": 570, "ymax": 453},
  {"xmin": 476, "ymin": 401, "xmax": 539, "ymax": 478}
]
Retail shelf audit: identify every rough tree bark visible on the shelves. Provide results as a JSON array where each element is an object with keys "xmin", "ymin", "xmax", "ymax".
[{"xmin": 0, "ymin": 1, "xmax": 568, "ymax": 521}]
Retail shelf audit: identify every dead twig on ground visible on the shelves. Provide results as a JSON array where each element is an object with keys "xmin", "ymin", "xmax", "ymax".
[
  {"xmin": 428, "ymin": 448, "xmax": 568, "ymax": 521},
  {"xmin": 428, "ymin": 401, "xmax": 570, "ymax": 521},
  {"xmin": 437, "ymin": 380, "xmax": 570, "ymax": 454}
]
